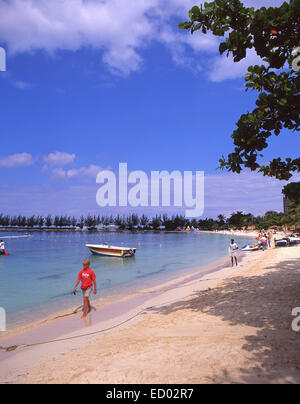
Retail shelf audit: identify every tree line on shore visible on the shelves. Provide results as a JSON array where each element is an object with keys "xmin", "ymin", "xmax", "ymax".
[{"xmin": 0, "ymin": 209, "xmax": 296, "ymax": 231}]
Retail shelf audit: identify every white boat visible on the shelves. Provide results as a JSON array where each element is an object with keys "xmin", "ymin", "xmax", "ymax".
[
  {"xmin": 241, "ymin": 244, "xmax": 259, "ymax": 252},
  {"xmin": 275, "ymin": 239, "xmax": 288, "ymax": 247},
  {"xmin": 86, "ymin": 243, "xmax": 136, "ymax": 257},
  {"xmin": 288, "ymin": 237, "xmax": 300, "ymax": 245},
  {"xmin": 0, "ymin": 234, "xmax": 30, "ymax": 240}
]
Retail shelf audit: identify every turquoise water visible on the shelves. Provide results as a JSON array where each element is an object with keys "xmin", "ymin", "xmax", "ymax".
[{"xmin": 0, "ymin": 231, "xmax": 253, "ymax": 329}]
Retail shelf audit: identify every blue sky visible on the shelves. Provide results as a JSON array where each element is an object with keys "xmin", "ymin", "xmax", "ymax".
[{"xmin": 0, "ymin": 0, "xmax": 298, "ymax": 218}]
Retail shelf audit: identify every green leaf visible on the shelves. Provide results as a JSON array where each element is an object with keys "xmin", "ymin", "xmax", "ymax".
[
  {"xmin": 219, "ymin": 42, "xmax": 228, "ymax": 54},
  {"xmin": 202, "ymin": 5, "xmax": 214, "ymax": 15},
  {"xmin": 278, "ymin": 98, "xmax": 287, "ymax": 106}
]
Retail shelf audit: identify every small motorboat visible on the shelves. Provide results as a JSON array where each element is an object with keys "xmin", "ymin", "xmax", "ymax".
[
  {"xmin": 0, "ymin": 234, "xmax": 30, "ymax": 239},
  {"xmin": 86, "ymin": 243, "xmax": 136, "ymax": 258},
  {"xmin": 241, "ymin": 244, "xmax": 259, "ymax": 252},
  {"xmin": 275, "ymin": 239, "xmax": 288, "ymax": 247},
  {"xmin": 288, "ymin": 237, "xmax": 300, "ymax": 245}
]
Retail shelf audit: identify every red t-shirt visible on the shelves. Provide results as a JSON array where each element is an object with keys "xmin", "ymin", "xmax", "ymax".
[{"xmin": 78, "ymin": 268, "xmax": 96, "ymax": 290}]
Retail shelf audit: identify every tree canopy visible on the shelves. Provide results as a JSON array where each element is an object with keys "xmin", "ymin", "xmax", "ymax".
[
  {"xmin": 282, "ymin": 181, "xmax": 300, "ymax": 200},
  {"xmin": 0, "ymin": 210, "xmax": 293, "ymax": 230},
  {"xmin": 179, "ymin": 0, "xmax": 300, "ymax": 180}
]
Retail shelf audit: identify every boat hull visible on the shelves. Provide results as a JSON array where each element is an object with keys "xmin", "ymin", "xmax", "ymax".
[
  {"xmin": 288, "ymin": 237, "xmax": 300, "ymax": 245},
  {"xmin": 275, "ymin": 239, "xmax": 288, "ymax": 247},
  {"xmin": 86, "ymin": 244, "xmax": 136, "ymax": 258},
  {"xmin": 241, "ymin": 244, "xmax": 259, "ymax": 252}
]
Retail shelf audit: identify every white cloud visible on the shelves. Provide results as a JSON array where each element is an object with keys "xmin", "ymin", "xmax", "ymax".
[
  {"xmin": 0, "ymin": 0, "xmax": 216, "ymax": 76},
  {"xmin": 12, "ymin": 80, "xmax": 32, "ymax": 89},
  {"xmin": 52, "ymin": 164, "xmax": 102, "ymax": 181},
  {"xmin": 204, "ymin": 171, "xmax": 300, "ymax": 217},
  {"xmin": 51, "ymin": 167, "xmax": 67, "ymax": 179},
  {"xmin": 0, "ymin": 152, "xmax": 33, "ymax": 168},
  {"xmin": 207, "ymin": 48, "xmax": 265, "ymax": 82},
  {"xmin": 0, "ymin": 170, "xmax": 297, "ymax": 218},
  {"xmin": 0, "ymin": 0, "xmax": 288, "ymax": 78},
  {"xmin": 44, "ymin": 151, "xmax": 76, "ymax": 166},
  {"xmin": 158, "ymin": 24, "xmax": 219, "ymax": 69}
]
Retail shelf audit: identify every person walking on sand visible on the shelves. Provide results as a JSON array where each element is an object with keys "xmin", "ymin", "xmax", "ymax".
[
  {"xmin": 229, "ymin": 239, "xmax": 239, "ymax": 267},
  {"xmin": 73, "ymin": 260, "xmax": 97, "ymax": 319}
]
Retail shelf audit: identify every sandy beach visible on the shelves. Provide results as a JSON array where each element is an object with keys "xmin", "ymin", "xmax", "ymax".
[{"xmin": 1, "ymin": 244, "xmax": 300, "ymax": 384}]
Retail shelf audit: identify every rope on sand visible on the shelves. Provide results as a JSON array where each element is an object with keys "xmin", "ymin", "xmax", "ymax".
[
  {"xmin": 0, "ymin": 308, "xmax": 149, "ymax": 353},
  {"xmin": 0, "ymin": 272, "xmax": 214, "ymax": 354},
  {"xmin": 0, "ymin": 293, "xmax": 190, "ymax": 354}
]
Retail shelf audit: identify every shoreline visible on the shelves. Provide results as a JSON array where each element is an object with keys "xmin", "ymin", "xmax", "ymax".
[
  {"xmin": 1, "ymin": 250, "xmax": 245, "ymax": 338},
  {"xmin": 1, "ymin": 243, "xmax": 299, "ymax": 384},
  {"xmin": 0, "ymin": 245, "xmax": 267, "ymax": 384},
  {"xmin": 0, "ymin": 232, "xmax": 256, "ymax": 336},
  {"xmin": 0, "ymin": 248, "xmax": 256, "ymax": 383},
  {"xmin": 17, "ymin": 244, "xmax": 300, "ymax": 384},
  {"xmin": 2, "ymin": 231, "xmax": 257, "ymax": 333},
  {"xmin": 0, "ymin": 228, "xmax": 290, "ymax": 237}
]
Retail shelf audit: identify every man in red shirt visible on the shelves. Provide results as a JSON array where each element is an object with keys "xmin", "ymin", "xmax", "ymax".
[{"xmin": 73, "ymin": 260, "xmax": 97, "ymax": 318}]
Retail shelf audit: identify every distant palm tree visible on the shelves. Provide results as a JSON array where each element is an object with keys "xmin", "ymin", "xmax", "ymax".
[{"xmin": 217, "ymin": 214, "xmax": 226, "ymax": 226}]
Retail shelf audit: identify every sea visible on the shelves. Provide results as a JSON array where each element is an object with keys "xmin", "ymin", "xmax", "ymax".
[{"xmin": 0, "ymin": 230, "xmax": 254, "ymax": 329}]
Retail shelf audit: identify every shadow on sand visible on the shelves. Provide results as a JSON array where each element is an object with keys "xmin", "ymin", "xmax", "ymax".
[{"xmin": 149, "ymin": 255, "xmax": 300, "ymax": 383}]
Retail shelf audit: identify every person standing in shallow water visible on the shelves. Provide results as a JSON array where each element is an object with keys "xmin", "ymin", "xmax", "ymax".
[
  {"xmin": 73, "ymin": 260, "xmax": 97, "ymax": 319},
  {"xmin": 0, "ymin": 240, "xmax": 5, "ymax": 255},
  {"xmin": 229, "ymin": 239, "xmax": 239, "ymax": 267}
]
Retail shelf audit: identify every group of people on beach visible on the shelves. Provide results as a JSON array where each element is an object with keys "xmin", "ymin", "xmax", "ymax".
[
  {"xmin": 229, "ymin": 232, "xmax": 274, "ymax": 267},
  {"xmin": 256, "ymin": 232, "xmax": 273, "ymax": 250}
]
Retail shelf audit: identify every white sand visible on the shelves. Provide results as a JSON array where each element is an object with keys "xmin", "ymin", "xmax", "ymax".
[{"xmin": 1, "ymin": 245, "xmax": 300, "ymax": 384}]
